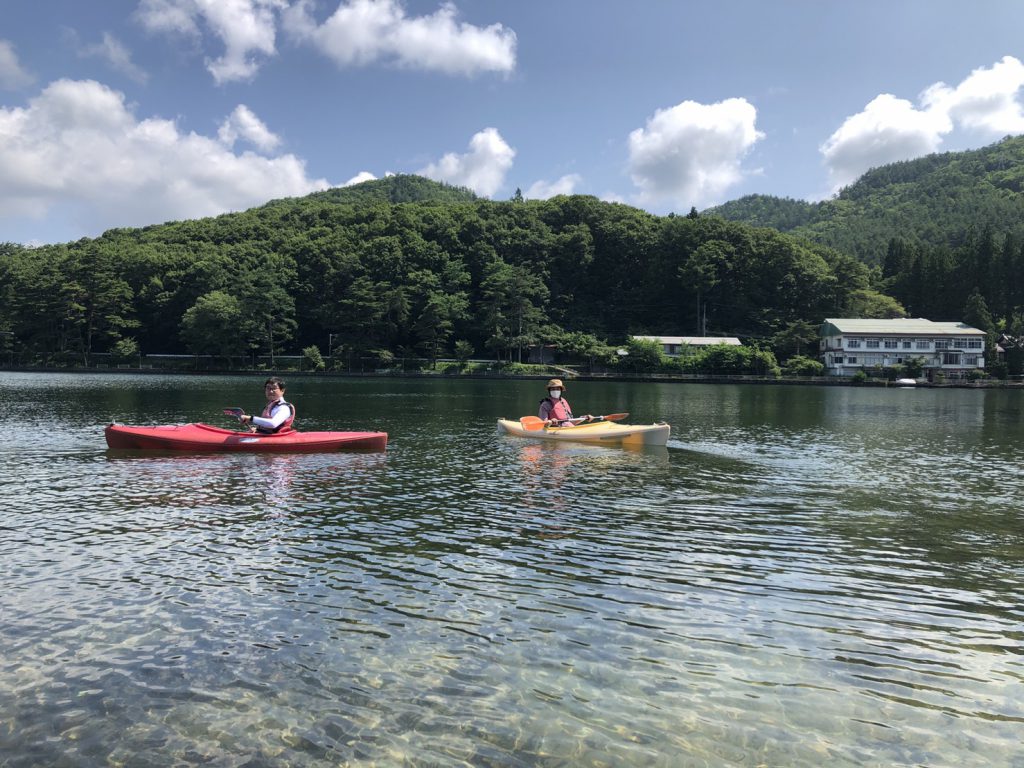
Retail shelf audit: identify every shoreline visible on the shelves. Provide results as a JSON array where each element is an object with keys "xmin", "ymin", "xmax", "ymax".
[{"xmin": 2, "ymin": 365, "xmax": 1021, "ymax": 389}]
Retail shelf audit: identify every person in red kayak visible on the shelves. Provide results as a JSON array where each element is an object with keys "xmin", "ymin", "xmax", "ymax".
[
  {"xmin": 538, "ymin": 378, "xmax": 591, "ymax": 427},
  {"xmin": 238, "ymin": 377, "xmax": 295, "ymax": 433}
]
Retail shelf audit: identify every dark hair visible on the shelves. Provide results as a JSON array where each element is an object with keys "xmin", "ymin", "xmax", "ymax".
[{"xmin": 265, "ymin": 376, "xmax": 286, "ymax": 392}]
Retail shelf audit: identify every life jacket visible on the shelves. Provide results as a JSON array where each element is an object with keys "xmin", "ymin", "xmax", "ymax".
[
  {"xmin": 540, "ymin": 396, "xmax": 573, "ymax": 424},
  {"xmin": 257, "ymin": 399, "xmax": 295, "ymax": 434}
]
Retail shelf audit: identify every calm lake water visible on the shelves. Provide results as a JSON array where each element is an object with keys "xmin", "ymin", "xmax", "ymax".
[{"xmin": 1, "ymin": 371, "xmax": 1022, "ymax": 767}]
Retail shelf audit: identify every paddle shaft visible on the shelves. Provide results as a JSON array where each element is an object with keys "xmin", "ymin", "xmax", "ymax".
[{"xmin": 519, "ymin": 412, "xmax": 629, "ymax": 430}]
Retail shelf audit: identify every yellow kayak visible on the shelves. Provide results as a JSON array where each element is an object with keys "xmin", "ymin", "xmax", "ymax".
[{"xmin": 497, "ymin": 418, "xmax": 670, "ymax": 446}]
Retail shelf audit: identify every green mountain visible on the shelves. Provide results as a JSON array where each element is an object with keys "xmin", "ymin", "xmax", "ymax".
[
  {"xmin": 3, "ymin": 183, "xmax": 880, "ymax": 365},
  {"xmin": 705, "ymin": 135, "xmax": 1024, "ymax": 265}
]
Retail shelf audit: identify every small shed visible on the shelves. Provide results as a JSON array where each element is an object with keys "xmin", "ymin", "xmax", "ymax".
[{"xmin": 631, "ymin": 335, "xmax": 742, "ymax": 357}]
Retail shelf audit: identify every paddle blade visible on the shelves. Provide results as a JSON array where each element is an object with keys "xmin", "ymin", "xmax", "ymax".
[
  {"xmin": 519, "ymin": 416, "xmax": 546, "ymax": 431},
  {"xmin": 602, "ymin": 412, "xmax": 629, "ymax": 422},
  {"xmin": 223, "ymin": 407, "xmax": 244, "ymax": 419}
]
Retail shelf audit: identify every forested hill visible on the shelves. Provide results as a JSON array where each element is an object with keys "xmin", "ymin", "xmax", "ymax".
[
  {"xmin": 1, "ymin": 183, "xmax": 891, "ymax": 366},
  {"xmin": 705, "ymin": 135, "xmax": 1024, "ymax": 265},
  {"xmin": 267, "ymin": 174, "xmax": 478, "ymax": 208}
]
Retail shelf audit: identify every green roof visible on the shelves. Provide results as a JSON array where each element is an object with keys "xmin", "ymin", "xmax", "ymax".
[{"xmin": 821, "ymin": 318, "xmax": 985, "ymax": 336}]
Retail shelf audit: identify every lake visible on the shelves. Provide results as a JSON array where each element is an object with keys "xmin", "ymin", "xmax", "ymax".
[{"xmin": 1, "ymin": 371, "xmax": 1022, "ymax": 766}]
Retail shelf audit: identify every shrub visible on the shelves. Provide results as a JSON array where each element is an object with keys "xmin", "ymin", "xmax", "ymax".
[
  {"xmin": 111, "ymin": 338, "xmax": 140, "ymax": 364},
  {"xmin": 302, "ymin": 345, "xmax": 325, "ymax": 371},
  {"xmin": 851, "ymin": 370, "xmax": 868, "ymax": 384},
  {"xmin": 783, "ymin": 355, "xmax": 825, "ymax": 377},
  {"xmin": 619, "ymin": 337, "xmax": 665, "ymax": 372}
]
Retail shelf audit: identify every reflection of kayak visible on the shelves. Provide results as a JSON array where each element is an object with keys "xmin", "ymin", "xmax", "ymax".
[
  {"xmin": 496, "ymin": 418, "xmax": 670, "ymax": 446},
  {"xmin": 105, "ymin": 423, "xmax": 388, "ymax": 452}
]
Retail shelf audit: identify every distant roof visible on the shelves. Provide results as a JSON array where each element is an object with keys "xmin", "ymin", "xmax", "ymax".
[
  {"xmin": 633, "ymin": 335, "xmax": 742, "ymax": 346},
  {"xmin": 821, "ymin": 318, "xmax": 985, "ymax": 336}
]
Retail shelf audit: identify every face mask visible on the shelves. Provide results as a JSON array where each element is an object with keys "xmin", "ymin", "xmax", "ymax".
[{"xmin": 549, "ymin": 389, "xmax": 561, "ymax": 399}]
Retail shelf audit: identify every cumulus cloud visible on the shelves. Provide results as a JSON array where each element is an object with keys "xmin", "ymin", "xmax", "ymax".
[
  {"xmin": 79, "ymin": 32, "xmax": 149, "ymax": 84},
  {"xmin": 283, "ymin": 0, "xmax": 516, "ymax": 76},
  {"xmin": 820, "ymin": 94, "xmax": 948, "ymax": 190},
  {"xmin": 525, "ymin": 174, "xmax": 581, "ymax": 199},
  {"xmin": 344, "ymin": 171, "xmax": 377, "ymax": 185},
  {"xmin": 922, "ymin": 55, "xmax": 1024, "ymax": 134},
  {"xmin": 0, "ymin": 40, "xmax": 33, "ymax": 89},
  {"xmin": 627, "ymin": 97, "xmax": 763, "ymax": 209},
  {"xmin": 218, "ymin": 104, "xmax": 281, "ymax": 151},
  {"xmin": 418, "ymin": 127, "xmax": 514, "ymax": 196},
  {"xmin": 0, "ymin": 79, "xmax": 328, "ymax": 237},
  {"xmin": 823, "ymin": 56, "xmax": 1024, "ymax": 190},
  {"xmin": 137, "ymin": 0, "xmax": 286, "ymax": 83}
]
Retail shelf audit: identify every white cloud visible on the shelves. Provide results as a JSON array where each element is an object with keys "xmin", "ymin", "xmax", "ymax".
[
  {"xmin": 525, "ymin": 174, "xmax": 581, "ymax": 199},
  {"xmin": 418, "ymin": 127, "xmax": 514, "ymax": 196},
  {"xmin": 283, "ymin": 0, "xmax": 516, "ymax": 76},
  {"xmin": 0, "ymin": 79, "xmax": 328, "ymax": 237},
  {"xmin": 822, "ymin": 56, "xmax": 1024, "ymax": 190},
  {"xmin": 627, "ymin": 97, "xmax": 763, "ymax": 209},
  {"xmin": 922, "ymin": 55, "xmax": 1024, "ymax": 134},
  {"xmin": 0, "ymin": 40, "xmax": 33, "ymax": 90},
  {"xmin": 80, "ymin": 32, "xmax": 149, "ymax": 84},
  {"xmin": 137, "ymin": 0, "xmax": 286, "ymax": 83},
  {"xmin": 820, "ymin": 94, "xmax": 948, "ymax": 190},
  {"xmin": 344, "ymin": 171, "xmax": 377, "ymax": 185},
  {"xmin": 135, "ymin": 0, "xmax": 202, "ymax": 36},
  {"xmin": 218, "ymin": 104, "xmax": 281, "ymax": 151}
]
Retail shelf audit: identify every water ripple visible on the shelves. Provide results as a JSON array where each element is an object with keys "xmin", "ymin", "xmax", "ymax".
[{"xmin": 2, "ymin": 374, "xmax": 1023, "ymax": 766}]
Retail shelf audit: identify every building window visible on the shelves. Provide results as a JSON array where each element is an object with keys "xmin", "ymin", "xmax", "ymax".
[
  {"xmin": 847, "ymin": 356, "xmax": 857, "ymax": 364},
  {"xmin": 866, "ymin": 339, "xmax": 880, "ymax": 348},
  {"xmin": 884, "ymin": 340, "xmax": 898, "ymax": 349},
  {"xmin": 935, "ymin": 339, "xmax": 949, "ymax": 350},
  {"xmin": 967, "ymin": 339, "xmax": 983, "ymax": 349},
  {"xmin": 902, "ymin": 341, "xmax": 912, "ymax": 349},
  {"xmin": 848, "ymin": 339, "xmax": 862, "ymax": 348},
  {"xmin": 965, "ymin": 356, "xmax": 978, "ymax": 366},
  {"xmin": 916, "ymin": 339, "xmax": 930, "ymax": 349},
  {"xmin": 942, "ymin": 352, "xmax": 960, "ymax": 365}
]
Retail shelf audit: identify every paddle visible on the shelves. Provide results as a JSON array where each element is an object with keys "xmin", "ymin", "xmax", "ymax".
[
  {"xmin": 519, "ymin": 412, "xmax": 629, "ymax": 431},
  {"xmin": 223, "ymin": 407, "xmax": 245, "ymax": 421}
]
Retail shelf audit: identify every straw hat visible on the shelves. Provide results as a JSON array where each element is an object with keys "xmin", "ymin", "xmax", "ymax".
[{"xmin": 546, "ymin": 378, "xmax": 566, "ymax": 391}]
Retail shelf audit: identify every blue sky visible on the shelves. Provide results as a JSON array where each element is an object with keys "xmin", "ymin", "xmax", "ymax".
[{"xmin": 3, "ymin": 1, "xmax": 1024, "ymax": 245}]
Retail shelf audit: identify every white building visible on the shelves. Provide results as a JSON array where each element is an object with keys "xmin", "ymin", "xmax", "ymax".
[
  {"xmin": 632, "ymin": 335, "xmax": 742, "ymax": 357},
  {"xmin": 819, "ymin": 318, "xmax": 985, "ymax": 378}
]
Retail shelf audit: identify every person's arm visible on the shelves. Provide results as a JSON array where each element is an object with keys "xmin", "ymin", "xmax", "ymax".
[
  {"xmin": 250, "ymin": 403, "xmax": 291, "ymax": 429},
  {"xmin": 538, "ymin": 399, "xmax": 556, "ymax": 424}
]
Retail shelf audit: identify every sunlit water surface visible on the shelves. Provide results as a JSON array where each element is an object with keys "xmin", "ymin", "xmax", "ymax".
[{"xmin": 1, "ymin": 372, "xmax": 1022, "ymax": 766}]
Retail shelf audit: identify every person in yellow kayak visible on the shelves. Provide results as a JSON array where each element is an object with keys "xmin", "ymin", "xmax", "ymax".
[
  {"xmin": 238, "ymin": 377, "xmax": 296, "ymax": 433},
  {"xmin": 538, "ymin": 379, "xmax": 592, "ymax": 427}
]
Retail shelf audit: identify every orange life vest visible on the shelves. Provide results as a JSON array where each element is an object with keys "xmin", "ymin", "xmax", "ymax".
[
  {"xmin": 257, "ymin": 399, "xmax": 295, "ymax": 433},
  {"xmin": 540, "ymin": 396, "xmax": 573, "ymax": 423}
]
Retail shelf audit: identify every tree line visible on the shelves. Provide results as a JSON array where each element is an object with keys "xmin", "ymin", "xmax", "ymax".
[
  {"xmin": 0, "ymin": 181, "xmax": 904, "ymax": 370},
  {"xmin": 881, "ymin": 229, "xmax": 1024, "ymax": 335}
]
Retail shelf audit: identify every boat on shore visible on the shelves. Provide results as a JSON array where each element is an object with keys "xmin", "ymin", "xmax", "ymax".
[
  {"xmin": 497, "ymin": 418, "xmax": 670, "ymax": 446},
  {"xmin": 105, "ymin": 423, "xmax": 387, "ymax": 452}
]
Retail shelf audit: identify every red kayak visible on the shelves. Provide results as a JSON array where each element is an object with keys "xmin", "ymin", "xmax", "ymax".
[{"xmin": 105, "ymin": 423, "xmax": 387, "ymax": 452}]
